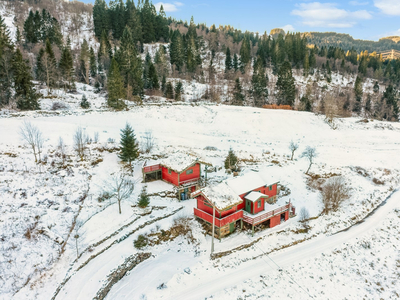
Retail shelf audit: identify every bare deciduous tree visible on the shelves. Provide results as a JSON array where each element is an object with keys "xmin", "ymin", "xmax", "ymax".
[
  {"xmin": 321, "ymin": 176, "xmax": 350, "ymax": 213},
  {"xmin": 301, "ymin": 146, "xmax": 317, "ymax": 174},
  {"xmin": 299, "ymin": 207, "xmax": 310, "ymax": 222},
  {"xmin": 289, "ymin": 140, "xmax": 299, "ymax": 160},
  {"xmin": 58, "ymin": 136, "xmax": 67, "ymax": 166},
  {"xmin": 74, "ymin": 127, "xmax": 87, "ymax": 161},
  {"xmin": 20, "ymin": 121, "xmax": 44, "ymax": 163},
  {"xmin": 108, "ymin": 173, "xmax": 135, "ymax": 214},
  {"xmin": 142, "ymin": 130, "xmax": 155, "ymax": 153}
]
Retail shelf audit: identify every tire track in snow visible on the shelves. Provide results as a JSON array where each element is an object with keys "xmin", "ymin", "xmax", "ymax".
[
  {"xmin": 168, "ymin": 188, "xmax": 400, "ymax": 300},
  {"xmin": 51, "ymin": 206, "xmax": 183, "ymax": 300}
]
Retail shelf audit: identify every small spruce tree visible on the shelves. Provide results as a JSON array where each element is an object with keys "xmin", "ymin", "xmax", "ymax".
[
  {"xmin": 118, "ymin": 123, "xmax": 139, "ymax": 167},
  {"xmin": 174, "ymin": 81, "xmax": 183, "ymax": 101},
  {"xmin": 137, "ymin": 186, "xmax": 150, "ymax": 208},
  {"xmin": 80, "ymin": 94, "xmax": 90, "ymax": 109},
  {"xmin": 232, "ymin": 78, "xmax": 245, "ymax": 106},
  {"xmin": 165, "ymin": 81, "xmax": 174, "ymax": 99},
  {"xmin": 224, "ymin": 148, "xmax": 238, "ymax": 171}
]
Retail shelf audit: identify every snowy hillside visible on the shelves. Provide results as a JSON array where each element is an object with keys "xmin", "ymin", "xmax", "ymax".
[{"xmin": 1, "ymin": 101, "xmax": 400, "ymax": 299}]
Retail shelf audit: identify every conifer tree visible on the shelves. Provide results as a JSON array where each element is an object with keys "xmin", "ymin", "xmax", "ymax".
[
  {"xmin": 303, "ymin": 51, "xmax": 309, "ymax": 75},
  {"xmin": 0, "ymin": 15, "xmax": 13, "ymax": 106},
  {"xmin": 225, "ymin": 47, "xmax": 232, "ymax": 72},
  {"xmin": 161, "ymin": 75, "xmax": 166, "ymax": 93},
  {"xmin": 353, "ymin": 75, "xmax": 363, "ymax": 113},
  {"xmin": 93, "ymin": 0, "xmax": 110, "ymax": 39},
  {"xmin": 232, "ymin": 78, "xmax": 245, "ymax": 106},
  {"xmin": 251, "ymin": 57, "xmax": 268, "ymax": 107},
  {"xmin": 79, "ymin": 39, "xmax": 90, "ymax": 84},
  {"xmin": 148, "ymin": 63, "xmax": 159, "ymax": 90},
  {"xmin": 239, "ymin": 37, "xmax": 251, "ymax": 66},
  {"xmin": 382, "ymin": 84, "xmax": 399, "ymax": 121},
  {"xmin": 373, "ymin": 81, "xmax": 379, "ymax": 93},
  {"xmin": 233, "ymin": 53, "xmax": 239, "ymax": 72},
  {"xmin": 116, "ymin": 26, "xmax": 143, "ymax": 99},
  {"xmin": 13, "ymin": 48, "xmax": 40, "ymax": 110},
  {"xmin": 174, "ymin": 81, "xmax": 183, "ymax": 101},
  {"xmin": 80, "ymin": 94, "xmax": 90, "ymax": 109},
  {"xmin": 89, "ymin": 46, "xmax": 97, "ymax": 77},
  {"xmin": 138, "ymin": 186, "xmax": 150, "ymax": 208},
  {"xmin": 165, "ymin": 81, "xmax": 174, "ymax": 99},
  {"xmin": 141, "ymin": 0, "xmax": 156, "ymax": 43},
  {"xmin": 107, "ymin": 58, "xmax": 125, "ymax": 109},
  {"xmin": 276, "ymin": 61, "xmax": 295, "ymax": 107},
  {"xmin": 43, "ymin": 39, "xmax": 57, "ymax": 89},
  {"xmin": 59, "ymin": 39, "xmax": 74, "ymax": 89},
  {"xmin": 118, "ymin": 122, "xmax": 139, "ymax": 167},
  {"xmin": 35, "ymin": 48, "xmax": 45, "ymax": 84},
  {"xmin": 155, "ymin": 5, "xmax": 169, "ymax": 42},
  {"xmin": 224, "ymin": 148, "xmax": 238, "ymax": 171},
  {"xmin": 154, "ymin": 44, "xmax": 169, "ymax": 77}
]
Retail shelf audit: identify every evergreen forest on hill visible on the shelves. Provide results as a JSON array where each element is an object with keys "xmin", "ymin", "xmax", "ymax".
[{"xmin": 0, "ymin": 0, "xmax": 399, "ymax": 121}]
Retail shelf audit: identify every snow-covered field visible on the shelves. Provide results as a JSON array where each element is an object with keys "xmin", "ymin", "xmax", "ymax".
[{"xmin": 1, "ymin": 86, "xmax": 400, "ymax": 299}]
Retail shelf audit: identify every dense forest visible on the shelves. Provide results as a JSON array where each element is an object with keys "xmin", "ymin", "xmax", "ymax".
[
  {"xmin": 0, "ymin": 0, "xmax": 399, "ymax": 121},
  {"xmin": 305, "ymin": 32, "xmax": 400, "ymax": 53}
]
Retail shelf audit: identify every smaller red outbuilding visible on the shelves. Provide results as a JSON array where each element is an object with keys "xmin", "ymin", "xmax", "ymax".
[{"xmin": 142, "ymin": 153, "xmax": 211, "ymax": 200}]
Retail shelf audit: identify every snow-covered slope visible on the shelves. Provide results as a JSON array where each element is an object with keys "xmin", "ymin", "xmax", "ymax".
[{"xmin": 1, "ymin": 103, "xmax": 400, "ymax": 299}]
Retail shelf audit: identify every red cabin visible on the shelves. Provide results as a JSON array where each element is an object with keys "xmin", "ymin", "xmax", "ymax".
[
  {"xmin": 193, "ymin": 171, "xmax": 294, "ymax": 237},
  {"xmin": 142, "ymin": 154, "xmax": 211, "ymax": 200}
]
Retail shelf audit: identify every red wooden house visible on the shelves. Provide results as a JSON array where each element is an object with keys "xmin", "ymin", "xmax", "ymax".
[
  {"xmin": 142, "ymin": 153, "xmax": 211, "ymax": 200},
  {"xmin": 193, "ymin": 172, "xmax": 294, "ymax": 238}
]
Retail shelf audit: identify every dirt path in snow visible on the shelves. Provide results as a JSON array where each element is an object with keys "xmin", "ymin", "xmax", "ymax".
[{"xmin": 164, "ymin": 188, "xmax": 400, "ymax": 300}]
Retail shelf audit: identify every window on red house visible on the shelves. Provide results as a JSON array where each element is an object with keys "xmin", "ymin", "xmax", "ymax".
[
  {"xmin": 186, "ymin": 169, "xmax": 193, "ymax": 175},
  {"xmin": 257, "ymin": 200, "xmax": 261, "ymax": 208}
]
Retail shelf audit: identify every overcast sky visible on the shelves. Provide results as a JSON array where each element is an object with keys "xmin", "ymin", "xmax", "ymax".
[{"xmin": 89, "ymin": 0, "xmax": 400, "ymax": 41}]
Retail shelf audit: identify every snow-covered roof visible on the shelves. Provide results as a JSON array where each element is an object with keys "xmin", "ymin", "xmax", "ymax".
[
  {"xmin": 227, "ymin": 171, "xmax": 279, "ymax": 195},
  {"xmin": 193, "ymin": 182, "xmax": 243, "ymax": 211},
  {"xmin": 244, "ymin": 191, "xmax": 268, "ymax": 202},
  {"xmin": 159, "ymin": 153, "xmax": 210, "ymax": 173}
]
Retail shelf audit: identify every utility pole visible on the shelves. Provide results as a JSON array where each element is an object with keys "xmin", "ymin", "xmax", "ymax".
[{"xmin": 211, "ymin": 201, "xmax": 215, "ymax": 256}]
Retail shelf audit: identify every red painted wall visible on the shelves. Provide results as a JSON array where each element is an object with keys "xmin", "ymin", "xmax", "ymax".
[
  {"xmin": 270, "ymin": 215, "xmax": 281, "ymax": 228},
  {"xmin": 220, "ymin": 205, "xmax": 238, "ymax": 218},
  {"xmin": 196, "ymin": 196, "xmax": 213, "ymax": 215},
  {"xmin": 263, "ymin": 183, "xmax": 278, "ymax": 198},
  {"xmin": 179, "ymin": 163, "xmax": 200, "ymax": 184},
  {"xmin": 253, "ymin": 198, "xmax": 265, "ymax": 214},
  {"xmin": 162, "ymin": 166, "xmax": 179, "ymax": 186},
  {"xmin": 285, "ymin": 210, "xmax": 289, "ymax": 221}
]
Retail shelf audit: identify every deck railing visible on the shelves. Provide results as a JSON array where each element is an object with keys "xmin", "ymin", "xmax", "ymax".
[
  {"xmin": 179, "ymin": 178, "xmax": 199, "ymax": 187},
  {"xmin": 194, "ymin": 208, "xmax": 243, "ymax": 227},
  {"xmin": 243, "ymin": 204, "xmax": 290, "ymax": 225},
  {"xmin": 143, "ymin": 164, "xmax": 161, "ymax": 173}
]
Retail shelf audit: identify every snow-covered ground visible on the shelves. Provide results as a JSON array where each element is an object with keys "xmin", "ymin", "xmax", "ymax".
[{"xmin": 0, "ymin": 99, "xmax": 399, "ymax": 299}]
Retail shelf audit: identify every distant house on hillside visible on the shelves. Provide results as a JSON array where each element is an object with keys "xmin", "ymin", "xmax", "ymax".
[
  {"xmin": 193, "ymin": 172, "xmax": 295, "ymax": 238},
  {"xmin": 142, "ymin": 153, "xmax": 211, "ymax": 200}
]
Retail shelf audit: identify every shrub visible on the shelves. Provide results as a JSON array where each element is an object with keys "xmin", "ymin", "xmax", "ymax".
[
  {"xmin": 299, "ymin": 207, "xmax": 310, "ymax": 222},
  {"xmin": 51, "ymin": 101, "xmax": 67, "ymax": 110},
  {"xmin": 80, "ymin": 94, "xmax": 90, "ymax": 109},
  {"xmin": 321, "ymin": 176, "xmax": 351, "ymax": 213},
  {"xmin": 97, "ymin": 191, "xmax": 113, "ymax": 203},
  {"xmin": 134, "ymin": 234, "xmax": 148, "ymax": 249}
]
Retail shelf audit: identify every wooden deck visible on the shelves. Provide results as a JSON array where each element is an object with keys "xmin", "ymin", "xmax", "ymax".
[{"xmin": 243, "ymin": 204, "xmax": 291, "ymax": 225}]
